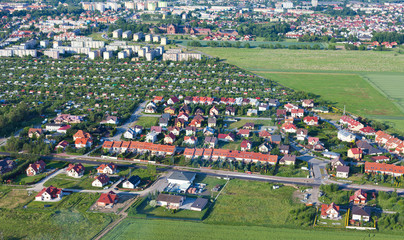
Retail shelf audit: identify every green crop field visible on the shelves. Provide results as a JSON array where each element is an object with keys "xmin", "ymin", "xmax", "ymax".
[
  {"xmin": 197, "ymin": 48, "xmax": 404, "ymax": 73},
  {"xmin": 102, "ymin": 218, "xmax": 403, "ymax": 240},
  {"xmin": 196, "ymin": 47, "xmax": 404, "ymax": 132}
]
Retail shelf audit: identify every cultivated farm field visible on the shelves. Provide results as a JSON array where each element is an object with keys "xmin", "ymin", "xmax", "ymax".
[{"xmin": 102, "ymin": 218, "xmax": 404, "ymax": 240}]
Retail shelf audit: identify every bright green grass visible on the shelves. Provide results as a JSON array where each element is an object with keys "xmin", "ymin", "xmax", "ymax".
[
  {"xmin": 0, "ymin": 193, "xmax": 116, "ymax": 240},
  {"xmin": 134, "ymin": 116, "xmax": 159, "ymax": 128},
  {"xmin": 227, "ymin": 119, "xmax": 273, "ymax": 129},
  {"xmin": 102, "ymin": 218, "xmax": 403, "ymax": 240},
  {"xmin": 260, "ymin": 72, "xmax": 404, "ymax": 127},
  {"xmin": 197, "ymin": 48, "xmax": 404, "ymax": 73},
  {"xmin": 205, "ymin": 179, "xmax": 297, "ymax": 226}
]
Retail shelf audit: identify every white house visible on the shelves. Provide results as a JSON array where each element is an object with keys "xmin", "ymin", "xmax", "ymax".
[
  {"xmin": 351, "ymin": 206, "xmax": 371, "ymax": 222},
  {"xmin": 66, "ymin": 163, "xmax": 85, "ymax": 178},
  {"xmin": 337, "ymin": 130, "xmax": 356, "ymax": 142},
  {"xmin": 122, "ymin": 175, "xmax": 141, "ymax": 189},
  {"xmin": 35, "ymin": 186, "xmax": 63, "ymax": 202},
  {"xmin": 92, "ymin": 174, "xmax": 110, "ymax": 187},
  {"xmin": 146, "ymin": 131, "xmax": 158, "ymax": 143},
  {"xmin": 336, "ymin": 166, "xmax": 349, "ymax": 178}
]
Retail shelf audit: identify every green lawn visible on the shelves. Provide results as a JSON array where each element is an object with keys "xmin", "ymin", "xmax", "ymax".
[
  {"xmin": 130, "ymin": 197, "xmax": 208, "ymax": 220},
  {"xmin": 205, "ymin": 179, "xmax": 299, "ymax": 226},
  {"xmin": 226, "ymin": 119, "xmax": 273, "ymax": 129},
  {"xmin": 0, "ymin": 192, "xmax": 116, "ymax": 240},
  {"xmin": 12, "ymin": 161, "xmax": 69, "ymax": 185},
  {"xmin": 102, "ymin": 218, "xmax": 404, "ymax": 240},
  {"xmin": 134, "ymin": 116, "xmax": 159, "ymax": 128}
]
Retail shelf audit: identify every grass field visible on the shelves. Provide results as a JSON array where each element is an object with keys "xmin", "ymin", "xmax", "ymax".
[
  {"xmin": 226, "ymin": 119, "xmax": 273, "ymax": 129},
  {"xmin": 205, "ymin": 179, "xmax": 298, "ymax": 226},
  {"xmin": 261, "ymin": 72, "xmax": 404, "ymax": 118},
  {"xmin": 197, "ymin": 48, "xmax": 404, "ymax": 131},
  {"xmin": 134, "ymin": 116, "xmax": 159, "ymax": 128},
  {"xmin": 197, "ymin": 48, "xmax": 404, "ymax": 73},
  {"xmin": 0, "ymin": 192, "xmax": 116, "ymax": 240},
  {"xmin": 177, "ymin": 39, "xmax": 327, "ymax": 48},
  {"xmin": 102, "ymin": 218, "xmax": 403, "ymax": 240}
]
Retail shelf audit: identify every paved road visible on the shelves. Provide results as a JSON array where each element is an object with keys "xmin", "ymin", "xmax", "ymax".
[
  {"xmin": 110, "ymin": 101, "xmax": 147, "ymax": 141},
  {"xmin": 27, "ymin": 168, "xmax": 65, "ymax": 192}
]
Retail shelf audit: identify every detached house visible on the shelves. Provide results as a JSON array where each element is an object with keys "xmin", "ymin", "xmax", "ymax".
[
  {"xmin": 92, "ymin": 174, "xmax": 110, "ymax": 187},
  {"xmin": 184, "ymin": 136, "xmax": 197, "ymax": 146},
  {"xmin": 26, "ymin": 160, "xmax": 46, "ymax": 176},
  {"xmin": 279, "ymin": 155, "xmax": 296, "ymax": 165},
  {"xmin": 35, "ymin": 185, "xmax": 63, "ymax": 202},
  {"xmin": 225, "ymin": 106, "xmax": 236, "ymax": 116},
  {"xmin": 28, "ymin": 128, "xmax": 44, "ymax": 138},
  {"xmin": 282, "ymin": 123, "xmax": 297, "ymax": 133},
  {"xmin": 303, "ymin": 116, "xmax": 319, "ymax": 126},
  {"xmin": 291, "ymin": 109, "xmax": 304, "ymax": 118},
  {"xmin": 351, "ymin": 206, "xmax": 371, "ymax": 222},
  {"xmin": 205, "ymin": 137, "xmax": 218, "ymax": 148},
  {"xmin": 100, "ymin": 115, "xmax": 119, "ymax": 125},
  {"xmin": 321, "ymin": 203, "xmax": 340, "ymax": 219},
  {"xmin": 167, "ymin": 96, "xmax": 179, "ymax": 105},
  {"xmin": 350, "ymin": 189, "xmax": 367, "ymax": 205},
  {"xmin": 97, "ymin": 162, "xmax": 117, "ymax": 175},
  {"xmin": 347, "ymin": 148, "xmax": 363, "ymax": 160},
  {"xmin": 237, "ymin": 129, "xmax": 250, "ymax": 138},
  {"xmin": 75, "ymin": 137, "xmax": 93, "ymax": 149},
  {"xmin": 240, "ymin": 140, "xmax": 252, "ymax": 151},
  {"xmin": 185, "ymin": 126, "xmax": 197, "ymax": 136},
  {"xmin": 122, "ymin": 175, "xmax": 141, "ymax": 189},
  {"xmin": 336, "ymin": 166, "xmax": 350, "ymax": 178},
  {"xmin": 66, "ymin": 163, "xmax": 85, "ymax": 178},
  {"xmin": 218, "ymin": 133, "xmax": 235, "ymax": 142},
  {"xmin": 97, "ymin": 191, "xmax": 118, "ymax": 207},
  {"xmin": 73, "ymin": 130, "xmax": 92, "ymax": 141},
  {"xmin": 208, "ymin": 117, "xmax": 217, "ymax": 128},
  {"xmin": 156, "ymin": 193, "xmax": 185, "ymax": 210},
  {"xmin": 296, "ymin": 129, "xmax": 308, "ymax": 141},
  {"xmin": 259, "ymin": 130, "xmax": 271, "ymax": 139},
  {"xmin": 302, "ymin": 99, "xmax": 314, "ymax": 108},
  {"xmin": 209, "ymin": 106, "xmax": 219, "ymax": 116},
  {"xmin": 259, "ymin": 142, "xmax": 271, "ymax": 153},
  {"xmin": 164, "ymin": 133, "xmax": 176, "ymax": 145}
]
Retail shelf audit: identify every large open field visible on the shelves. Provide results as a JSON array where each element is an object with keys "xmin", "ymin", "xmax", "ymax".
[
  {"xmin": 196, "ymin": 48, "xmax": 404, "ymax": 131},
  {"xmin": 102, "ymin": 218, "xmax": 403, "ymax": 240}
]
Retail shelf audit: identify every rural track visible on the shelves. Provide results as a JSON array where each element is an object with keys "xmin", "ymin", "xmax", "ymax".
[{"xmin": 93, "ymin": 196, "xmax": 139, "ymax": 240}]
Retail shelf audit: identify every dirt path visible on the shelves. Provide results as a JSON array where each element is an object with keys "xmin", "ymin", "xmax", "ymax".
[{"xmin": 93, "ymin": 196, "xmax": 139, "ymax": 240}]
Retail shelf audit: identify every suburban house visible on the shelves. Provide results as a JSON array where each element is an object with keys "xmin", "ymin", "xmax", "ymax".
[
  {"xmin": 146, "ymin": 131, "xmax": 159, "ymax": 143},
  {"xmin": 209, "ymin": 106, "xmax": 219, "ymax": 116},
  {"xmin": 45, "ymin": 123, "xmax": 63, "ymax": 132},
  {"xmin": 73, "ymin": 130, "xmax": 92, "ymax": 141},
  {"xmin": 321, "ymin": 203, "xmax": 340, "ymax": 219},
  {"xmin": 258, "ymin": 142, "xmax": 271, "ymax": 153},
  {"xmin": 97, "ymin": 162, "xmax": 117, "ymax": 175},
  {"xmin": 359, "ymin": 126, "xmax": 376, "ymax": 136},
  {"xmin": 92, "ymin": 174, "xmax": 110, "ymax": 187},
  {"xmin": 350, "ymin": 189, "xmax": 367, "ymax": 205},
  {"xmin": 57, "ymin": 125, "xmax": 71, "ymax": 134},
  {"xmin": 240, "ymin": 139, "xmax": 252, "ymax": 151},
  {"xmin": 177, "ymin": 112, "xmax": 189, "ymax": 122},
  {"xmin": 279, "ymin": 155, "xmax": 296, "ymax": 165},
  {"xmin": 259, "ymin": 130, "xmax": 271, "ymax": 139},
  {"xmin": 167, "ymin": 96, "xmax": 180, "ymax": 105},
  {"xmin": 54, "ymin": 114, "xmax": 83, "ymax": 124},
  {"xmin": 276, "ymin": 109, "xmax": 287, "ymax": 118},
  {"xmin": 356, "ymin": 140, "xmax": 382, "ymax": 155},
  {"xmin": 203, "ymin": 126, "xmax": 215, "ymax": 136},
  {"xmin": 351, "ymin": 206, "xmax": 371, "ymax": 222},
  {"xmin": 26, "ymin": 160, "xmax": 46, "ymax": 176},
  {"xmin": 185, "ymin": 126, "xmax": 197, "ymax": 136},
  {"xmin": 153, "ymin": 96, "xmax": 164, "ymax": 103},
  {"xmin": 96, "ymin": 191, "xmax": 118, "ymax": 207},
  {"xmin": 270, "ymin": 135, "xmax": 282, "ymax": 145},
  {"xmin": 291, "ymin": 109, "xmax": 304, "ymax": 118},
  {"xmin": 159, "ymin": 117, "xmax": 169, "ymax": 127},
  {"xmin": 281, "ymin": 123, "xmax": 297, "ymax": 133},
  {"xmin": 218, "ymin": 133, "xmax": 235, "ymax": 142},
  {"xmin": 337, "ymin": 130, "xmax": 356, "ymax": 142},
  {"xmin": 207, "ymin": 117, "xmax": 217, "ymax": 128},
  {"xmin": 156, "ymin": 193, "xmax": 185, "ymax": 209},
  {"xmin": 370, "ymin": 156, "xmax": 389, "ymax": 163},
  {"xmin": 225, "ymin": 106, "xmax": 236, "ymax": 116},
  {"xmin": 336, "ymin": 166, "xmax": 350, "ymax": 178},
  {"xmin": 167, "ymin": 126, "xmax": 181, "ymax": 136},
  {"xmin": 323, "ymin": 151, "xmax": 341, "ymax": 160},
  {"xmin": 303, "ymin": 116, "xmax": 319, "ymax": 126},
  {"xmin": 190, "ymin": 198, "xmax": 209, "ymax": 211},
  {"xmin": 347, "ymin": 148, "xmax": 363, "ymax": 160},
  {"xmin": 340, "ymin": 115, "xmax": 364, "ymax": 132},
  {"xmin": 296, "ymin": 129, "xmax": 308, "ymax": 141},
  {"xmin": 145, "ymin": 102, "xmax": 157, "ymax": 113},
  {"xmin": 308, "ymin": 137, "xmax": 320, "ymax": 146},
  {"xmin": 35, "ymin": 185, "xmax": 63, "ymax": 202},
  {"xmin": 28, "ymin": 128, "xmax": 44, "ymax": 138},
  {"xmin": 268, "ymin": 99, "xmax": 280, "ymax": 107},
  {"xmin": 124, "ymin": 126, "xmax": 143, "ymax": 139},
  {"xmin": 246, "ymin": 109, "xmax": 258, "ymax": 116},
  {"xmin": 164, "ymin": 133, "xmax": 176, "ymax": 145},
  {"xmin": 204, "ymin": 136, "xmax": 218, "ymax": 148},
  {"xmin": 66, "ymin": 163, "xmax": 85, "ymax": 178},
  {"xmin": 237, "ymin": 129, "xmax": 250, "ymax": 138},
  {"xmin": 183, "ymin": 136, "xmax": 197, "ymax": 146},
  {"xmin": 122, "ymin": 175, "xmax": 141, "ymax": 189},
  {"xmin": 284, "ymin": 103, "xmax": 299, "ymax": 112},
  {"xmin": 100, "ymin": 115, "xmax": 119, "ymax": 125},
  {"xmin": 330, "ymin": 158, "xmax": 345, "ymax": 170},
  {"xmin": 302, "ymin": 99, "xmax": 314, "ymax": 108},
  {"xmin": 75, "ymin": 137, "xmax": 93, "ymax": 149},
  {"xmin": 164, "ymin": 107, "xmax": 176, "ymax": 115},
  {"xmin": 243, "ymin": 123, "xmax": 255, "ymax": 130},
  {"xmin": 189, "ymin": 119, "xmax": 202, "ymax": 128},
  {"xmin": 279, "ymin": 145, "xmax": 290, "ymax": 154},
  {"xmin": 55, "ymin": 140, "xmax": 69, "ymax": 151}
]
